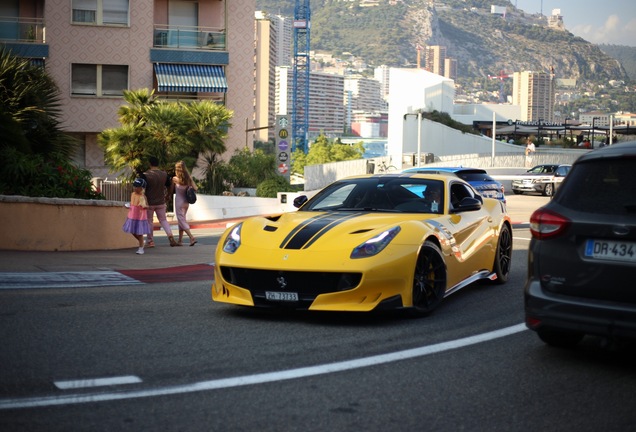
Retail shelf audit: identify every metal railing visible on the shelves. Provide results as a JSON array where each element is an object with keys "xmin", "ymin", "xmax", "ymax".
[
  {"xmin": 94, "ymin": 178, "xmax": 132, "ymax": 202},
  {"xmin": 0, "ymin": 16, "xmax": 45, "ymax": 43},
  {"xmin": 153, "ymin": 25, "xmax": 226, "ymax": 50}
]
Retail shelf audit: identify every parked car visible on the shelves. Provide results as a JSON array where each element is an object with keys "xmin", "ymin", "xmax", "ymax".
[
  {"xmin": 511, "ymin": 164, "xmax": 571, "ymax": 197},
  {"xmin": 524, "ymin": 141, "xmax": 636, "ymax": 347},
  {"xmin": 212, "ymin": 173, "xmax": 512, "ymax": 317},
  {"xmin": 402, "ymin": 167, "xmax": 506, "ymax": 203}
]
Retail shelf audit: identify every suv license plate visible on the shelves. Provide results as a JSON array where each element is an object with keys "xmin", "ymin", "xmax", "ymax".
[
  {"xmin": 585, "ymin": 239, "xmax": 636, "ymax": 262},
  {"xmin": 265, "ymin": 291, "xmax": 299, "ymax": 301}
]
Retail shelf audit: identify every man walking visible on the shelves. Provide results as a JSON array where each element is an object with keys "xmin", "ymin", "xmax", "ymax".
[
  {"xmin": 142, "ymin": 156, "xmax": 178, "ymax": 247},
  {"xmin": 525, "ymin": 138, "xmax": 536, "ymax": 168}
]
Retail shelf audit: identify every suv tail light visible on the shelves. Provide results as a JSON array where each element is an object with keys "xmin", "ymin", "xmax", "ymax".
[{"xmin": 529, "ymin": 208, "xmax": 571, "ymax": 239}]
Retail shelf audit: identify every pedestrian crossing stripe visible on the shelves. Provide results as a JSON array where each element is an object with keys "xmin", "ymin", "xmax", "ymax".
[{"xmin": 0, "ymin": 271, "xmax": 143, "ymax": 289}]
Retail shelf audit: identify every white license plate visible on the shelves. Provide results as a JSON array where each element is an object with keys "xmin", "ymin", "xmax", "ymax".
[
  {"xmin": 265, "ymin": 291, "xmax": 299, "ymax": 301},
  {"xmin": 585, "ymin": 239, "xmax": 636, "ymax": 262}
]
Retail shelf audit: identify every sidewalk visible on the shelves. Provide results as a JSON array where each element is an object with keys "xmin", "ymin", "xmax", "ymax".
[
  {"xmin": 0, "ymin": 220, "xmax": 242, "ymax": 274},
  {"xmin": 0, "ymin": 194, "xmax": 545, "ymax": 277}
]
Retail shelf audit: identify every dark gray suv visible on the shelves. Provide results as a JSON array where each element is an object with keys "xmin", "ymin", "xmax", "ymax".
[{"xmin": 525, "ymin": 141, "xmax": 636, "ymax": 347}]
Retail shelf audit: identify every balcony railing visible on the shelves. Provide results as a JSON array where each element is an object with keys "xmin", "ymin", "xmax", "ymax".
[
  {"xmin": 0, "ymin": 16, "xmax": 45, "ymax": 43},
  {"xmin": 153, "ymin": 25, "xmax": 226, "ymax": 50}
]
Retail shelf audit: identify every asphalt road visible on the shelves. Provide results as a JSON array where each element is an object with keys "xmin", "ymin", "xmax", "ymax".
[{"xmin": 1, "ymin": 195, "xmax": 635, "ymax": 431}]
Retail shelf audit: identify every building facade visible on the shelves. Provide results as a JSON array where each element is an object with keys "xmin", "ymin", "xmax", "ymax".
[
  {"xmin": 276, "ymin": 68, "xmax": 345, "ymax": 139},
  {"xmin": 424, "ymin": 45, "xmax": 446, "ymax": 76},
  {"xmin": 512, "ymin": 71, "xmax": 555, "ymax": 122},
  {"xmin": 2, "ymin": 0, "xmax": 256, "ymax": 178}
]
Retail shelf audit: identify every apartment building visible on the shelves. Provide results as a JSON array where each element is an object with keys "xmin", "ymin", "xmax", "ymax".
[
  {"xmin": 373, "ymin": 65, "xmax": 390, "ymax": 102},
  {"xmin": 254, "ymin": 11, "xmax": 294, "ymax": 143},
  {"xmin": 1, "ymin": 0, "xmax": 255, "ymax": 178},
  {"xmin": 276, "ymin": 68, "xmax": 345, "ymax": 138},
  {"xmin": 512, "ymin": 71, "xmax": 555, "ymax": 122},
  {"xmin": 423, "ymin": 45, "xmax": 446, "ymax": 77}
]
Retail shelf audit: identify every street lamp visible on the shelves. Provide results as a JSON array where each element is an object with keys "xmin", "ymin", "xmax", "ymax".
[
  {"xmin": 403, "ymin": 111, "xmax": 423, "ymax": 166},
  {"xmin": 591, "ymin": 117, "xmax": 600, "ymax": 148},
  {"xmin": 563, "ymin": 117, "xmax": 572, "ymax": 144},
  {"xmin": 538, "ymin": 118, "xmax": 543, "ymax": 145}
]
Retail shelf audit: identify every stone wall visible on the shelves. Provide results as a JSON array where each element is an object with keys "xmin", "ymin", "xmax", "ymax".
[{"xmin": 0, "ymin": 196, "xmax": 134, "ymax": 252}]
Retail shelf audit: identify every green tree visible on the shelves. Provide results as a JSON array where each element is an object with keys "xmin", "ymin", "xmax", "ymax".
[
  {"xmin": 225, "ymin": 147, "xmax": 278, "ymax": 188},
  {"xmin": 99, "ymin": 89, "xmax": 232, "ymax": 178},
  {"xmin": 0, "ymin": 48, "xmax": 101, "ymax": 199},
  {"xmin": 0, "ymin": 47, "xmax": 77, "ymax": 156},
  {"xmin": 291, "ymin": 134, "xmax": 365, "ymax": 176}
]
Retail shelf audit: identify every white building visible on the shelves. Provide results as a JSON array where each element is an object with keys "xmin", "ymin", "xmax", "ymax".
[{"xmin": 387, "ymin": 68, "xmax": 455, "ymax": 161}]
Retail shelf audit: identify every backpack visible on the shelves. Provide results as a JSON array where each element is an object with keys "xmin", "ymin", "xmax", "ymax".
[{"xmin": 186, "ymin": 186, "xmax": 197, "ymax": 204}]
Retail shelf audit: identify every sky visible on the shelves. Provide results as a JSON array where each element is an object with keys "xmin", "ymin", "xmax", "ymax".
[{"xmin": 513, "ymin": 0, "xmax": 636, "ymax": 47}]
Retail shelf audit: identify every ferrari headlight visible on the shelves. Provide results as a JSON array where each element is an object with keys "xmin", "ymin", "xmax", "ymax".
[
  {"xmin": 222, "ymin": 223, "xmax": 243, "ymax": 254},
  {"xmin": 351, "ymin": 226, "xmax": 401, "ymax": 259}
]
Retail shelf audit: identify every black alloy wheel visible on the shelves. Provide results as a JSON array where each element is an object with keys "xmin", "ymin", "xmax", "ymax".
[
  {"xmin": 410, "ymin": 241, "xmax": 446, "ymax": 317},
  {"xmin": 491, "ymin": 223, "xmax": 512, "ymax": 284}
]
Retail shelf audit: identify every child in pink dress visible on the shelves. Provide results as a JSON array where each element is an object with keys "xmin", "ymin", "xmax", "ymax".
[{"xmin": 123, "ymin": 178, "xmax": 152, "ymax": 254}]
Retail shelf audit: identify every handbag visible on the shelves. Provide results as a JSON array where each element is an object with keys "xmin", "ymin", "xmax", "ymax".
[{"xmin": 186, "ymin": 186, "xmax": 197, "ymax": 204}]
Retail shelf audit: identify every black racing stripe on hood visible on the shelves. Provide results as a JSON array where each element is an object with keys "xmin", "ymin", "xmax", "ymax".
[
  {"xmin": 281, "ymin": 212, "xmax": 366, "ymax": 250},
  {"xmin": 279, "ymin": 213, "xmax": 333, "ymax": 249}
]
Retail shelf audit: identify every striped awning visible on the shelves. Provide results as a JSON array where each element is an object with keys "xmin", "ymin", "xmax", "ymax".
[{"xmin": 154, "ymin": 63, "xmax": 227, "ymax": 93}]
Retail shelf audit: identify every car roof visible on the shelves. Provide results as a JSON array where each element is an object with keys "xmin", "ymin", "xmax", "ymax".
[
  {"xmin": 402, "ymin": 167, "xmax": 487, "ymax": 174},
  {"xmin": 345, "ymin": 172, "xmax": 467, "ymax": 185}
]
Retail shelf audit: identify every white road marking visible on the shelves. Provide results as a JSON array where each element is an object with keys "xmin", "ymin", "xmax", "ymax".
[
  {"xmin": 0, "ymin": 271, "xmax": 142, "ymax": 289},
  {"xmin": 55, "ymin": 376, "xmax": 142, "ymax": 390},
  {"xmin": 0, "ymin": 323, "xmax": 527, "ymax": 410},
  {"xmin": 513, "ymin": 236, "xmax": 530, "ymax": 242}
]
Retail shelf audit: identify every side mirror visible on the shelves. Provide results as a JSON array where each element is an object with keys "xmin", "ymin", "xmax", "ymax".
[
  {"xmin": 452, "ymin": 197, "xmax": 482, "ymax": 213},
  {"xmin": 293, "ymin": 195, "xmax": 308, "ymax": 208}
]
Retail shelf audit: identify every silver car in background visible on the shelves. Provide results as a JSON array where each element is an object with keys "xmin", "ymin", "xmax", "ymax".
[{"xmin": 511, "ymin": 164, "xmax": 571, "ymax": 197}]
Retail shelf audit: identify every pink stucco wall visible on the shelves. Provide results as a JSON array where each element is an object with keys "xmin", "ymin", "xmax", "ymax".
[{"xmin": 43, "ymin": 0, "xmax": 256, "ymax": 174}]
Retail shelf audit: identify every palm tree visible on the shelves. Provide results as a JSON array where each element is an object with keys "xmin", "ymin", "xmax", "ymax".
[
  {"xmin": 99, "ymin": 89, "xmax": 233, "ymax": 179},
  {"xmin": 0, "ymin": 48, "xmax": 101, "ymax": 199},
  {"xmin": 0, "ymin": 47, "xmax": 77, "ymax": 157}
]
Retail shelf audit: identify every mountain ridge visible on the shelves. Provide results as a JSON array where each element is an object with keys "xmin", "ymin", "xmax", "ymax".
[{"xmin": 256, "ymin": 0, "xmax": 633, "ymax": 82}]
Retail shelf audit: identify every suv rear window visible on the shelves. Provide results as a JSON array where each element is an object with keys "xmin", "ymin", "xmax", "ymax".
[
  {"xmin": 557, "ymin": 159, "xmax": 636, "ymax": 215},
  {"xmin": 455, "ymin": 171, "xmax": 495, "ymax": 182}
]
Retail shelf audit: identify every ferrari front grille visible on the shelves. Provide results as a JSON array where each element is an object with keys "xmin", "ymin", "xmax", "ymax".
[{"xmin": 220, "ymin": 267, "xmax": 362, "ymax": 297}]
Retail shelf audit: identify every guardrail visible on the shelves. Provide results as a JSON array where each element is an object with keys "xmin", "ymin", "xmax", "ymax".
[
  {"xmin": 0, "ymin": 16, "xmax": 45, "ymax": 43},
  {"xmin": 153, "ymin": 25, "xmax": 226, "ymax": 50}
]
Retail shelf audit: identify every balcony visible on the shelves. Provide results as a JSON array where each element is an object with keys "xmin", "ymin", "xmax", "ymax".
[
  {"xmin": 153, "ymin": 25, "xmax": 226, "ymax": 50},
  {"xmin": 0, "ymin": 16, "xmax": 45, "ymax": 43}
]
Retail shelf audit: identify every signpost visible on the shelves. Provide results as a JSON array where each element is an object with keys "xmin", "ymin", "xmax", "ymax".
[{"xmin": 276, "ymin": 115, "xmax": 291, "ymax": 182}]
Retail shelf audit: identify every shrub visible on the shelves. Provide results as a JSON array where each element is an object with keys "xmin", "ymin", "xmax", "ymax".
[
  {"xmin": 256, "ymin": 176, "xmax": 296, "ymax": 198},
  {"xmin": 0, "ymin": 148, "xmax": 104, "ymax": 199}
]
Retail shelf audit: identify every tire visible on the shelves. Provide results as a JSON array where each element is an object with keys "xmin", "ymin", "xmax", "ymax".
[
  {"xmin": 491, "ymin": 223, "xmax": 512, "ymax": 284},
  {"xmin": 512, "ymin": 190, "xmax": 522, "ymax": 195},
  {"xmin": 409, "ymin": 241, "xmax": 446, "ymax": 317},
  {"xmin": 537, "ymin": 328, "xmax": 584, "ymax": 348},
  {"xmin": 543, "ymin": 183, "xmax": 554, "ymax": 197}
]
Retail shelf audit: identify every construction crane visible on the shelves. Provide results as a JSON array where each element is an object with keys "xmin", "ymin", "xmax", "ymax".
[
  {"xmin": 292, "ymin": 0, "xmax": 310, "ymax": 153},
  {"xmin": 488, "ymin": 70, "xmax": 511, "ymax": 103}
]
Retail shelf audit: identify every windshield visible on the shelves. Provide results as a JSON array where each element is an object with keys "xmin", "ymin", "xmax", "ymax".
[
  {"xmin": 527, "ymin": 165, "xmax": 556, "ymax": 174},
  {"xmin": 301, "ymin": 177, "xmax": 445, "ymax": 214}
]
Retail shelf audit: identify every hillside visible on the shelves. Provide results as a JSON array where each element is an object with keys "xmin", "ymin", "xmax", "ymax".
[
  {"xmin": 255, "ymin": 0, "xmax": 630, "ymax": 82},
  {"xmin": 599, "ymin": 44, "xmax": 636, "ymax": 81}
]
